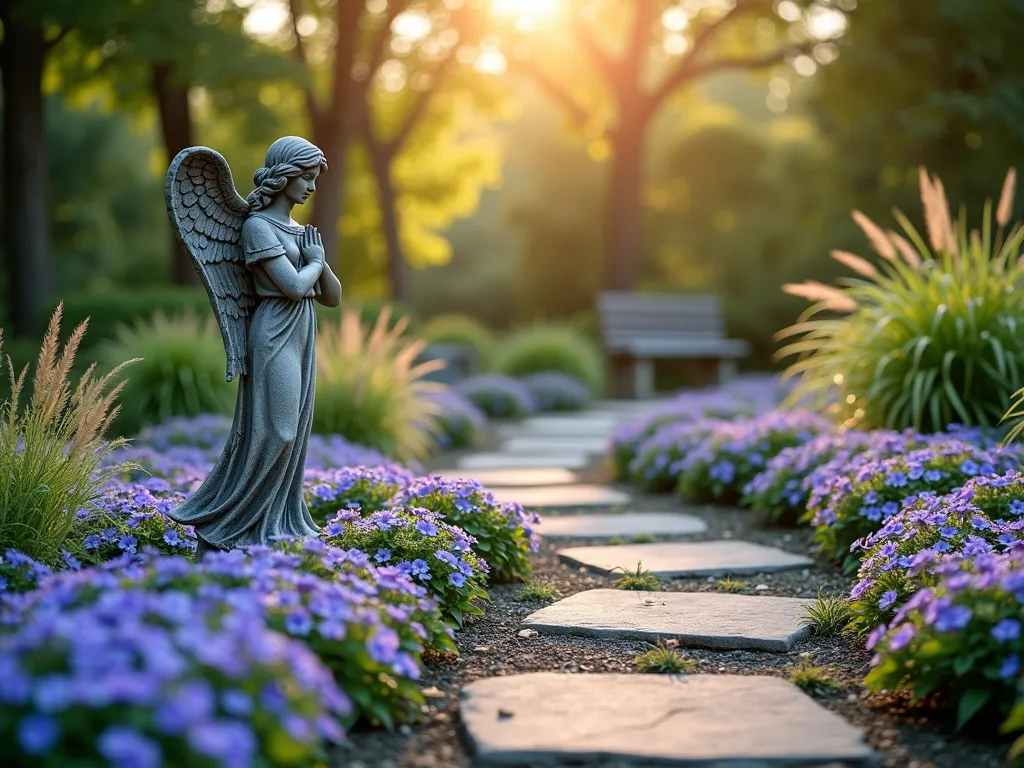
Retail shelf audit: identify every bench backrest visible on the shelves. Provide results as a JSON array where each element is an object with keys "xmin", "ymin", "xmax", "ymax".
[{"xmin": 596, "ymin": 292, "xmax": 726, "ymax": 349}]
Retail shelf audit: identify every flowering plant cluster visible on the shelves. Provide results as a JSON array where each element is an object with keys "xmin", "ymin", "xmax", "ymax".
[
  {"xmin": 0, "ymin": 549, "xmax": 54, "ymax": 595},
  {"xmin": 742, "ymin": 430, "xmax": 918, "ymax": 524},
  {"xmin": 0, "ymin": 556, "xmax": 351, "ymax": 767},
  {"xmin": 519, "ymin": 371, "xmax": 590, "ymax": 412},
  {"xmin": 806, "ymin": 440, "xmax": 1020, "ymax": 571},
  {"xmin": 628, "ymin": 418, "xmax": 726, "ymax": 493},
  {"xmin": 454, "ymin": 373, "xmax": 537, "ymax": 419},
  {"xmin": 421, "ymin": 390, "xmax": 487, "ymax": 450},
  {"xmin": 304, "ymin": 464, "xmax": 414, "ymax": 526},
  {"xmin": 676, "ymin": 410, "xmax": 833, "ymax": 504},
  {"xmin": 322, "ymin": 506, "xmax": 489, "ymax": 627},
  {"xmin": 865, "ymin": 550, "xmax": 1024, "ymax": 731},
  {"xmin": 393, "ymin": 476, "xmax": 540, "ymax": 582},
  {"xmin": 849, "ymin": 474, "xmax": 1024, "ymax": 636},
  {"xmin": 63, "ymin": 487, "xmax": 197, "ymax": 566}
]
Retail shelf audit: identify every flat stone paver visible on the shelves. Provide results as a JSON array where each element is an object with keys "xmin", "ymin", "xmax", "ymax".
[
  {"xmin": 535, "ymin": 512, "xmax": 707, "ymax": 539},
  {"xmin": 457, "ymin": 453, "xmax": 590, "ymax": 471},
  {"xmin": 521, "ymin": 589, "xmax": 813, "ymax": 651},
  {"xmin": 499, "ymin": 436, "xmax": 609, "ymax": 455},
  {"xmin": 490, "ymin": 484, "xmax": 631, "ymax": 509},
  {"xmin": 557, "ymin": 540, "xmax": 813, "ymax": 578},
  {"xmin": 460, "ymin": 672, "xmax": 874, "ymax": 766},
  {"xmin": 432, "ymin": 468, "xmax": 578, "ymax": 487},
  {"xmin": 498, "ymin": 417, "xmax": 621, "ymax": 438}
]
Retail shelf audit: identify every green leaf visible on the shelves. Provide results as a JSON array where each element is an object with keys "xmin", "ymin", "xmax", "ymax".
[{"xmin": 956, "ymin": 688, "xmax": 992, "ymax": 729}]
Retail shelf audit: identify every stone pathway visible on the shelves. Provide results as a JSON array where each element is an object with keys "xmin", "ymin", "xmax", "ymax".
[
  {"xmin": 460, "ymin": 673, "xmax": 875, "ymax": 766},
  {"xmin": 449, "ymin": 402, "xmax": 873, "ymax": 765},
  {"xmin": 521, "ymin": 589, "xmax": 814, "ymax": 651},
  {"xmin": 535, "ymin": 511, "xmax": 707, "ymax": 539},
  {"xmin": 558, "ymin": 540, "xmax": 813, "ymax": 578}
]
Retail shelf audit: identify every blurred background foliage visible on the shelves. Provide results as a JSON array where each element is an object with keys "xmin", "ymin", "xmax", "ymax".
[{"xmin": 1, "ymin": 0, "xmax": 1022, "ymax": 374}]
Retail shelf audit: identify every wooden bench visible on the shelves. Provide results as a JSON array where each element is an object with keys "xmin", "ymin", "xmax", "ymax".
[{"xmin": 596, "ymin": 292, "xmax": 750, "ymax": 399}]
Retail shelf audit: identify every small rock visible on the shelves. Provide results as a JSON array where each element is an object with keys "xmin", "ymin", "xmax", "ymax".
[
  {"xmin": 723, "ymin": 530, "xmax": 734, "ymax": 538},
  {"xmin": 755, "ymin": 584, "xmax": 770, "ymax": 592},
  {"xmin": 399, "ymin": 725, "xmax": 413, "ymax": 736},
  {"xmin": 473, "ymin": 646, "xmax": 491, "ymax": 653},
  {"xmin": 498, "ymin": 708, "xmax": 514, "ymax": 719},
  {"xmin": 422, "ymin": 686, "xmax": 446, "ymax": 698},
  {"xmin": 518, "ymin": 629, "xmax": 539, "ymax": 638}
]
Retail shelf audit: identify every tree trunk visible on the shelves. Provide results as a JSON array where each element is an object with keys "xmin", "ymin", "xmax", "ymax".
[
  {"xmin": 309, "ymin": 2, "xmax": 364, "ymax": 270},
  {"xmin": 602, "ymin": 111, "xmax": 647, "ymax": 292},
  {"xmin": 0, "ymin": 6, "xmax": 53, "ymax": 338},
  {"xmin": 151, "ymin": 61, "xmax": 199, "ymax": 287},
  {"xmin": 369, "ymin": 143, "xmax": 406, "ymax": 301}
]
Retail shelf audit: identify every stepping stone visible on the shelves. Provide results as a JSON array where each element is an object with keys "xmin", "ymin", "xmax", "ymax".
[
  {"xmin": 521, "ymin": 589, "xmax": 813, "ymax": 651},
  {"xmin": 500, "ymin": 417, "xmax": 621, "ymax": 437},
  {"xmin": 460, "ymin": 672, "xmax": 874, "ymax": 766},
  {"xmin": 457, "ymin": 453, "xmax": 590, "ymax": 470},
  {"xmin": 490, "ymin": 484, "xmax": 631, "ymax": 509},
  {"xmin": 557, "ymin": 540, "xmax": 813, "ymax": 578},
  {"xmin": 534, "ymin": 512, "xmax": 707, "ymax": 539},
  {"xmin": 499, "ymin": 436, "xmax": 609, "ymax": 455},
  {"xmin": 432, "ymin": 468, "xmax": 578, "ymax": 487}
]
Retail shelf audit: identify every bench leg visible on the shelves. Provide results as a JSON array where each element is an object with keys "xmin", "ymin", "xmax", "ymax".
[
  {"xmin": 634, "ymin": 358, "xmax": 655, "ymax": 400},
  {"xmin": 717, "ymin": 358, "xmax": 738, "ymax": 384}
]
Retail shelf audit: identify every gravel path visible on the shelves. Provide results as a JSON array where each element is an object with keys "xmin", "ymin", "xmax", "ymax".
[{"xmin": 334, "ymin": 440, "xmax": 1014, "ymax": 768}]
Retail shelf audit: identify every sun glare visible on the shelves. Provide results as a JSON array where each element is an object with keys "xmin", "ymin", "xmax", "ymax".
[{"xmin": 491, "ymin": 0, "xmax": 561, "ymax": 19}]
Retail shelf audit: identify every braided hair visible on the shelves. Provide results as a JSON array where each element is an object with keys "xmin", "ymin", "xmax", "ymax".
[{"xmin": 246, "ymin": 136, "xmax": 328, "ymax": 211}]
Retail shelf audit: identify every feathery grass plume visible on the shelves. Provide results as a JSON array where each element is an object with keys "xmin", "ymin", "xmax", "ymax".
[
  {"xmin": 998, "ymin": 168, "xmax": 1017, "ymax": 228},
  {"xmin": 851, "ymin": 211, "xmax": 897, "ymax": 261},
  {"xmin": 781, "ymin": 167, "xmax": 1024, "ymax": 433},
  {"xmin": 0, "ymin": 304, "xmax": 137, "ymax": 563},
  {"xmin": 829, "ymin": 250, "xmax": 879, "ymax": 279},
  {"xmin": 314, "ymin": 306, "xmax": 446, "ymax": 461}
]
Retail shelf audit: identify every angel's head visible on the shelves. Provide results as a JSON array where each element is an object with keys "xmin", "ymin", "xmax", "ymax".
[{"xmin": 246, "ymin": 136, "xmax": 328, "ymax": 211}]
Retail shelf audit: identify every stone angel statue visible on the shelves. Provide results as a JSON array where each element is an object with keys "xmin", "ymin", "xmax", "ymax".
[{"xmin": 163, "ymin": 136, "xmax": 342, "ymax": 555}]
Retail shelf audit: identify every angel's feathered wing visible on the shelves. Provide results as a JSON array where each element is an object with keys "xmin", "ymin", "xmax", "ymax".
[{"xmin": 165, "ymin": 147, "xmax": 253, "ymax": 382}]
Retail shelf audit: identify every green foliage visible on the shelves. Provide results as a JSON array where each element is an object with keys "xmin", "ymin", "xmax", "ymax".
[
  {"xmin": 633, "ymin": 642, "xmax": 696, "ymax": 674},
  {"xmin": 632, "ymin": 533, "xmax": 657, "ymax": 544},
  {"xmin": 714, "ymin": 578, "xmax": 751, "ymax": 594},
  {"xmin": 95, "ymin": 311, "xmax": 236, "ymax": 438},
  {"xmin": 612, "ymin": 561, "xmax": 660, "ymax": 591},
  {"xmin": 0, "ymin": 305, "xmax": 134, "ymax": 564},
  {"xmin": 492, "ymin": 324, "xmax": 604, "ymax": 395},
  {"xmin": 800, "ymin": 590, "xmax": 853, "ymax": 636},
  {"xmin": 304, "ymin": 466, "xmax": 413, "ymax": 529},
  {"xmin": 786, "ymin": 660, "xmax": 838, "ymax": 695},
  {"xmin": 516, "ymin": 579, "xmax": 560, "ymax": 602},
  {"xmin": 420, "ymin": 313, "xmax": 496, "ymax": 369},
  {"xmin": 778, "ymin": 168, "xmax": 1024, "ymax": 433},
  {"xmin": 313, "ymin": 308, "xmax": 445, "ymax": 462},
  {"xmin": 65, "ymin": 506, "xmax": 196, "ymax": 567}
]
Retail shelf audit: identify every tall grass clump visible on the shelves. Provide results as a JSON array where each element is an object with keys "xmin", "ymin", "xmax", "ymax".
[
  {"xmin": 314, "ymin": 307, "xmax": 445, "ymax": 462},
  {"xmin": 95, "ymin": 311, "xmax": 236, "ymax": 437},
  {"xmin": 0, "ymin": 305, "xmax": 136, "ymax": 563},
  {"xmin": 420, "ymin": 313, "xmax": 497, "ymax": 370},
  {"xmin": 777, "ymin": 167, "xmax": 1024, "ymax": 433},
  {"xmin": 492, "ymin": 324, "xmax": 604, "ymax": 395}
]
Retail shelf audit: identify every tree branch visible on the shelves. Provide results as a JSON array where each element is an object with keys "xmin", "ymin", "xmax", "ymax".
[
  {"xmin": 687, "ymin": 44, "xmax": 808, "ymax": 80},
  {"xmin": 368, "ymin": 0, "xmax": 411, "ymax": 76},
  {"xmin": 386, "ymin": 64, "xmax": 449, "ymax": 158},
  {"xmin": 508, "ymin": 57, "xmax": 594, "ymax": 130},
  {"xmin": 569, "ymin": 0, "xmax": 618, "ymax": 88},
  {"xmin": 43, "ymin": 26, "xmax": 71, "ymax": 52},
  {"xmin": 286, "ymin": 0, "xmax": 319, "ymax": 118}
]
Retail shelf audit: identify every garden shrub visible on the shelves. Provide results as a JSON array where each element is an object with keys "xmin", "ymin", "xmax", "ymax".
[
  {"xmin": 807, "ymin": 439, "xmax": 1021, "ymax": 571},
  {"xmin": 0, "ymin": 549, "xmax": 54, "ymax": 595},
  {"xmin": 676, "ymin": 410, "xmax": 833, "ymax": 505},
  {"xmin": 492, "ymin": 324, "xmax": 604, "ymax": 394},
  {"xmin": 519, "ymin": 371, "xmax": 590, "ymax": 412},
  {"xmin": 849, "ymin": 473, "xmax": 1024, "ymax": 636},
  {"xmin": 454, "ymin": 373, "xmax": 536, "ymax": 419},
  {"xmin": 392, "ymin": 476, "xmax": 541, "ymax": 582},
  {"xmin": 865, "ymin": 549, "xmax": 1024, "ymax": 732},
  {"xmin": 0, "ymin": 556, "xmax": 350, "ymax": 766},
  {"xmin": 313, "ymin": 308, "xmax": 445, "ymax": 462},
  {"xmin": 743, "ymin": 430, "xmax": 921, "ymax": 524},
  {"xmin": 777, "ymin": 167, "xmax": 1024, "ymax": 433},
  {"xmin": 305, "ymin": 465, "xmax": 414, "ymax": 526},
  {"xmin": 322, "ymin": 507, "xmax": 489, "ymax": 627},
  {"xmin": 95, "ymin": 311, "xmax": 237, "ymax": 438},
  {"xmin": 608, "ymin": 392, "xmax": 757, "ymax": 481},
  {"xmin": 628, "ymin": 418, "xmax": 728, "ymax": 493},
  {"xmin": 421, "ymin": 390, "xmax": 487, "ymax": 450},
  {"xmin": 419, "ymin": 313, "xmax": 496, "ymax": 369},
  {"xmin": 0, "ymin": 305, "xmax": 135, "ymax": 564}
]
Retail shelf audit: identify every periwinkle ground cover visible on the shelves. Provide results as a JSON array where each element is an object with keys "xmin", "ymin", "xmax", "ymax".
[
  {"xmin": 848, "ymin": 473, "xmax": 1024, "ymax": 636},
  {"xmin": 305, "ymin": 464, "xmax": 415, "ymax": 526},
  {"xmin": 675, "ymin": 410, "xmax": 834, "ymax": 505},
  {"xmin": 628, "ymin": 418, "xmax": 728, "ymax": 493},
  {"xmin": 806, "ymin": 439, "xmax": 1023, "ymax": 571},
  {"xmin": 866, "ymin": 549, "xmax": 1024, "ymax": 732},
  {"xmin": 518, "ymin": 371, "xmax": 590, "ymax": 412},
  {"xmin": 422, "ymin": 390, "xmax": 487, "ymax": 450},
  {"xmin": 392, "ymin": 476, "xmax": 541, "ymax": 583},
  {"xmin": 453, "ymin": 373, "xmax": 537, "ymax": 419}
]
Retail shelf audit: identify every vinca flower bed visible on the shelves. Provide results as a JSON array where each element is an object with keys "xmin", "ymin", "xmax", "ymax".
[
  {"xmin": 305, "ymin": 464, "xmax": 415, "ymax": 526},
  {"xmin": 676, "ymin": 410, "xmax": 834, "ymax": 505},
  {"xmin": 849, "ymin": 473, "xmax": 1024, "ymax": 636},
  {"xmin": 519, "ymin": 371, "xmax": 590, "ymax": 412},
  {"xmin": 392, "ymin": 476, "xmax": 540, "ymax": 583},
  {"xmin": 628, "ymin": 418, "xmax": 728, "ymax": 493},
  {"xmin": 421, "ymin": 390, "xmax": 487, "ymax": 450},
  {"xmin": 453, "ymin": 373, "xmax": 537, "ymax": 419}
]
